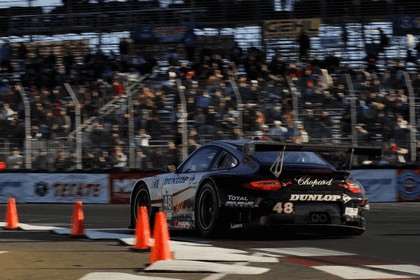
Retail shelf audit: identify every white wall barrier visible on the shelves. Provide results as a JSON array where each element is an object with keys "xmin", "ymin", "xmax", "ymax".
[{"xmin": 0, "ymin": 169, "xmax": 419, "ymax": 203}]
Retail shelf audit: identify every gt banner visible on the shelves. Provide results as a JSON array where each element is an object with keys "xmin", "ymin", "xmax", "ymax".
[
  {"xmin": 110, "ymin": 172, "xmax": 158, "ymax": 204},
  {"xmin": 130, "ymin": 23, "xmax": 194, "ymax": 43},
  {"xmin": 263, "ymin": 18, "xmax": 321, "ymax": 38},
  {"xmin": 0, "ymin": 173, "xmax": 108, "ymax": 203},
  {"xmin": 396, "ymin": 169, "xmax": 420, "ymax": 201},
  {"xmin": 350, "ymin": 169, "xmax": 397, "ymax": 202}
]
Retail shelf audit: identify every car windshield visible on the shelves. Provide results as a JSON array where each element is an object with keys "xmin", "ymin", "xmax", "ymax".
[{"xmin": 254, "ymin": 151, "xmax": 335, "ymax": 169}]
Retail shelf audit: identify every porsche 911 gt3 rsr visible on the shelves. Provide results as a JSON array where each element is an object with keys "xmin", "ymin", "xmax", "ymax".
[{"xmin": 130, "ymin": 140, "xmax": 380, "ymax": 238}]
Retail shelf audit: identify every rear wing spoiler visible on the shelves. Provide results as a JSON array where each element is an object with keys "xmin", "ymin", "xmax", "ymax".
[
  {"xmin": 243, "ymin": 141, "xmax": 382, "ymax": 156},
  {"xmin": 243, "ymin": 141, "xmax": 382, "ymax": 177}
]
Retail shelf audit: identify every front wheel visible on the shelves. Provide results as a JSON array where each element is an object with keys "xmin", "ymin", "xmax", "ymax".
[
  {"xmin": 195, "ymin": 182, "xmax": 224, "ymax": 238},
  {"xmin": 130, "ymin": 183, "xmax": 153, "ymax": 229}
]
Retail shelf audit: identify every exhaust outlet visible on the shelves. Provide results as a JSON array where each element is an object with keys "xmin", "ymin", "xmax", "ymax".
[
  {"xmin": 319, "ymin": 214, "xmax": 328, "ymax": 223},
  {"xmin": 310, "ymin": 213, "xmax": 319, "ymax": 222}
]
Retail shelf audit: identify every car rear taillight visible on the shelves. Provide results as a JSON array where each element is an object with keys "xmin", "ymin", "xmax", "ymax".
[
  {"xmin": 242, "ymin": 180, "xmax": 281, "ymax": 191},
  {"xmin": 339, "ymin": 181, "xmax": 362, "ymax": 194}
]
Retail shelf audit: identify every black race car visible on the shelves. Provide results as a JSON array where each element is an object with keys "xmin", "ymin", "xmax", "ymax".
[{"xmin": 130, "ymin": 140, "xmax": 380, "ymax": 238}]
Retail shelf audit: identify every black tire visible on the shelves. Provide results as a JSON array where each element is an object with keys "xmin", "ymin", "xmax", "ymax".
[
  {"xmin": 130, "ymin": 183, "xmax": 154, "ymax": 229},
  {"xmin": 195, "ymin": 182, "xmax": 224, "ymax": 238}
]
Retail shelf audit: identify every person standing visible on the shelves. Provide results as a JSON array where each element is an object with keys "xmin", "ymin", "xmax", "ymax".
[
  {"xmin": 1, "ymin": 40, "xmax": 12, "ymax": 72},
  {"xmin": 297, "ymin": 30, "xmax": 311, "ymax": 62},
  {"xmin": 6, "ymin": 147, "xmax": 24, "ymax": 169},
  {"xmin": 33, "ymin": 149, "xmax": 51, "ymax": 170},
  {"xmin": 184, "ymin": 28, "xmax": 196, "ymax": 62}
]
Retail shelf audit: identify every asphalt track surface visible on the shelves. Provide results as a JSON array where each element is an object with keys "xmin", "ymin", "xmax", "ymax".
[{"xmin": 1, "ymin": 202, "xmax": 420, "ymax": 280}]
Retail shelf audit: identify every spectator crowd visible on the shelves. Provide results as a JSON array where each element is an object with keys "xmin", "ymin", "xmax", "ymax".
[{"xmin": 0, "ymin": 36, "xmax": 419, "ymax": 171}]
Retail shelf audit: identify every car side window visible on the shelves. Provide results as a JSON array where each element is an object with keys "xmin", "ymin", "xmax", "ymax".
[
  {"xmin": 214, "ymin": 152, "xmax": 238, "ymax": 170},
  {"xmin": 179, "ymin": 146, "xmax": 219, "ymax": 173}
]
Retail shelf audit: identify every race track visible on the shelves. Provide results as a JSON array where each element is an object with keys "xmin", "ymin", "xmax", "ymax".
[{"xmin": 1, "ymin": 202, "xmax": 419, "ymax": 280}]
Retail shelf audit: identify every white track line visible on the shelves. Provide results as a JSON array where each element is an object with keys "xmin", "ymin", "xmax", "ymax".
[
  {"xmin": 79, "ymin": 272, "xmax": 182, "ymax": 280},
  {"xmin": 367, "ymin": 265, "xmax": 420, "ymax": 276},
  {"xmin": 313, "ymin": 265, "xmax": 414, "ymax": 279},
  {"xmin": 145, "ymin": 260, "xmax": 269, "ymax": 274},
  {"xmin": 253, "ymin": 247, "xmax": 356, "ymax": 257}
]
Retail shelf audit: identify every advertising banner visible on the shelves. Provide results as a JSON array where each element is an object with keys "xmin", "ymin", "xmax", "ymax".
[
  {"xmin": 396, "ymin": 169, "xmax": 420, "ymax": 201},
  {"xmin": 110, "ymin": 172, "xmax": 158, "ymax": 204},
  {"xmin": 350, "ymin": 169, "xmax": 397, "ymax": 202},
  {"xmin": 0, "ymin": 173, "xmax": 109, "ymax": 203},
  {"xmin": 130, "ymin": 23, "xmax": 194, "ymax": 43},
  {"xmin": 263, "ymin": 18, "xmax": 321, "ymax": 38}
]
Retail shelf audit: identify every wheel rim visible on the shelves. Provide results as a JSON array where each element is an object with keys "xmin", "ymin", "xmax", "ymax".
[{"xmin": 198, "ymin": 188, "xmax": 215, "ymax": 230}]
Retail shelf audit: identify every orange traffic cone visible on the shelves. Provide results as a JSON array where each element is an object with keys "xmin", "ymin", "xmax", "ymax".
[
  {"xmin": 70, "ymin": 200, "xmax": 84, "ymax": 237},
  {"xmin": 149, "ymin": 212, "xmax": 173, "ymax": 264},
  {"xmin": 5, "ymin": 197, "xmax": 19, "ymax": 229},
  {"xmin": 133, "ymin": 206, "xmax": 151, "ymax": 250}
]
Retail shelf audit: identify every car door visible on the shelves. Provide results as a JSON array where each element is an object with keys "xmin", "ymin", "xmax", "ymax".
[{"xmin": 161, "ymin": 145, "xmax": 220, "ymax": 228}]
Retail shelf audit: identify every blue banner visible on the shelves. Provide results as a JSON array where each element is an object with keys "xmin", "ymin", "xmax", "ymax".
[
  {"xmin": 350, "ymin": 169, "xmax": 397, "ymax": 202},
  {"xmin": 392, "ymin": 15, "xmax": 420, "ymax": 35},
  {"xmin": 131, "ymin": 23, "xmax": 194, "ymax": 43}
]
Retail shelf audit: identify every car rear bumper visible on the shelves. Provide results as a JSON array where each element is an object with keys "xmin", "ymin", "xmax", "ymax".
[{"xmin": 227, "ymin": 202, "xmax": 367, "ymax": 232}]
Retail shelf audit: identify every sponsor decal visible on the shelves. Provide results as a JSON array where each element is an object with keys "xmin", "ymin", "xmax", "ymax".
[
  {"xmin": 174, "ymin": 202, "xmax": 184, "ymax": 212},
  {"xmin": 173, "ymin": 220, "xmax": 191, "ymax": 229},
  {"xmin": 294, "ymin": 176, "xmax": 333, "ymax": 187},
  {"xmin": 342, "ymin": 193, "xmax": 352, "ymax": 203},
  {"xmin": 53, "ymin": 183, "xmax": 100, "ymax": 197},
  {"xmin": 188, "ymin": 175, "xmax": 195, "ymax": 184},
  {"xmin": 163, "ymin": 176, "xmax": 191, "ymax": 185},
  {"xmin": 226, "ymin": 195, "xmax": 255, "ymax": 207},
  {"xmin": 230, "ymin": 223, "xmax": 244, "ymax": 229},
  {"xmin": 290, "ymin": 194, "xmax": 341, "ymax": 202},
  {"xmin": 151, "ymin": 179, "xmax": 160, "ymax": 189},
  {"xmin": 281, "ymin": 181, "xmax": 292, "ymax": 187},
  {"xmin": 34, "ymin": 181, "xmax": 49, "ymax": 197}
]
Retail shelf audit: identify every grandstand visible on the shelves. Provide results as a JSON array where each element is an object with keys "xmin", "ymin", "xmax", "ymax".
[{"xmin": 0, "ymin": 0, "xmax": 419, "ymax": 171}]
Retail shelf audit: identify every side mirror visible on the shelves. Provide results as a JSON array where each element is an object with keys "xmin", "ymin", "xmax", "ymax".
[{"xmin": 166, "ymin": 164, "xmax": 177, "ymax": 173}]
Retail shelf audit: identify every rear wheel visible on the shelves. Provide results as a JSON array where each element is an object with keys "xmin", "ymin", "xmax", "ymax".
[
  {"xmin": 195, "ymin": 182, "xmax": 224, "ymax": 238},
  {"xmin": 131, "ymin": 183, "xmax": 154, "ymax": 229}
]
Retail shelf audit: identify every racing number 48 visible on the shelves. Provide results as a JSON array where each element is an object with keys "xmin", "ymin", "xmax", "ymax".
[
  {"xmin": 163, "ymin": 195, "xmax": 172, "ymax": 211},
  {"xmin": 273, "ymin": 202, "xmax": 294, "ymax": 214}
]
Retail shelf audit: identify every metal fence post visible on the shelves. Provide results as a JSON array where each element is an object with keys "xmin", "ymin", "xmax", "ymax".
[
  {"xmin": 403, "ymin": 71, "xmax": 417, "ymax": 163},
  {"xmin": 229, "ymin": 76, "xmax": 243, "ymax": 139},
  {"xmin": 345, "ymin": 74, "xmax": 358, "ymax": 147},
  {"xmin": 176, "ymin": 79, "xmax": 189, "ymax": 160},
  {"xmin": 17, "ymin": 84, "xmax": 31, "ymax": 169},
  {"xmin": 64, "ymin": 83, "xmax": 82, "ymax": 170}
]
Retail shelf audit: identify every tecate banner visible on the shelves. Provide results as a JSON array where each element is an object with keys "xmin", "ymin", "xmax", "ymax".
[{"xmin": 0, "ymin": 173, "xmax": 109, "ymax": 203}]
